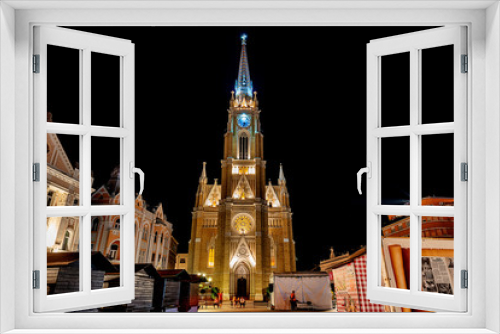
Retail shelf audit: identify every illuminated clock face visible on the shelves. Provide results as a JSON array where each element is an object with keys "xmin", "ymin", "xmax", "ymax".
[
  {"xmin": 237, "ymin": 114, "xmax": 251, "ymax": 128},
  {"xmin": 233, "ymin": 215, "xmax": 253, "ymax": 234}
]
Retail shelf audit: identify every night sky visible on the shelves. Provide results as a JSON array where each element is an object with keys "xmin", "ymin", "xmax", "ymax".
[{"xmin": 51, "ymin": 26, "xmax": 451, "ymax": 271}]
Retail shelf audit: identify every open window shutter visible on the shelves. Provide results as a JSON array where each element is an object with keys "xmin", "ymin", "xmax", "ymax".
[
  {"xmin": 365, "ymin": 26, "xmax": 467, "ymax": 312},
  {"xmin": 33, "ymin": 26, "xmax": 135, "ymax": 312}
]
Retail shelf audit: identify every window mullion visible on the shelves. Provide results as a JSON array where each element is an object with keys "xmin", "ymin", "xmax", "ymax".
[
  {"xmin": 81, "ymin": 48, "xmax": 92, "ymax": 294},
  {"xmin": 409, "ymin": 48, "xmax": 419, "ymax": 294}
]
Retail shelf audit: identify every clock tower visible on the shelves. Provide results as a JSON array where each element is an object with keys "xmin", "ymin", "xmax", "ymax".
[{"xmin": 188, "ymin": 34, "xmax": 296, "ymax": 301}]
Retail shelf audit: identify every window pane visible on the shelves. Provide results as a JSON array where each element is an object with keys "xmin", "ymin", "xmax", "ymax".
[
  {"xmin": 91, "ymin": 137, "xmax": 121, "ymax": 205},
  {"xmin": 92, "ymin": 215, "xmax": 121, "ymax": 290},
  {"xmin": 47, "ymin": 134, "xmax": 80, "ymax": 206},
  {"xmin": 91, "ymin": 52, "xmax": 121, "ymax": 127},
  {"xmin": 421, "ymin": 134, "xmax": 454, "ymax": 205},
  {"xmin": 421, "ymin": 45, "xmax": 454, "ymax": 124},
  {"xmin": 47, "ymin": 216, "xmax": 81, "ymax": 295},
  {"xmin": 381, "ymin": 136, "xmax": 410, "ymax": 205},
  {"xmin": 381, "ymin": 215, "xmax": 410, "ymax": 292},
  {"xmin": 420, "ymin": 216, "xmax": 454, "ymax": 295},
  {"xmin": 47, "ymin": 45, "xmax": 81, "ymax": 124},
  {"xmin": 381, "ymin": 52, "xmax": 410, "ymax": 127}
]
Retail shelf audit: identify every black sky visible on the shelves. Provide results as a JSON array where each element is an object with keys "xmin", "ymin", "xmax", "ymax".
[{"xmin": 51, "ymin": 26, "xmax": 451, "ymax": 271}]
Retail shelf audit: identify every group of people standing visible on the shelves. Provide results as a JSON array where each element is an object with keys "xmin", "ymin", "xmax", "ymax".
[{"xmin": 231, "ymin": 295, "xmax": 247, "ymax": 308}]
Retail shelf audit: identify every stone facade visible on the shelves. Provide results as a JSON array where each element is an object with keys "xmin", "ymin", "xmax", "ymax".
[{"xmin": 187, "ymin": 35, "xmax": 296, "ymax": 301}]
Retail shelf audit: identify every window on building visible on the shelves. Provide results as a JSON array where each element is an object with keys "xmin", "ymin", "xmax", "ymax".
[
  {"xmin": 151, "ymin": 253, "xmax": 156, "ymax": 262},
  {"xmin": 208, "ymin": 247, "xmax": 215, "ymax": 268},
  {"xmin": 180, "ymin": 258, "xmax": 186, "ymax": 264},
  {"xmin": 154, "ymin": 231, "xmax": 158, "ymax": 243},
  {"xmin": 91, "ymin": 217, "xmax": 99, "ymax": 232},
  {"xmin": 108, "ymin": 244, "xmax": 119, "ymax": 260},
  {"xmin": 270, "ymin": 239, "xmax": 276, "ymax": 268},
  {"xmin": 239, "ymin": 132, "xmax": 249, "ymax": 159},
  {"xmin": 114, "ymin": 219, "xmax": 120, "ymax": 230}
]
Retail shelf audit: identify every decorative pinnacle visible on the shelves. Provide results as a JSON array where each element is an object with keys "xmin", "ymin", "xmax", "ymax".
[
  {"xmin": 279, "ymin": 163, "xmax": 286, "ymax": 182},
  {"xmin": 199, "ymin": 162, "xmax": 207, "ymax": 182}
]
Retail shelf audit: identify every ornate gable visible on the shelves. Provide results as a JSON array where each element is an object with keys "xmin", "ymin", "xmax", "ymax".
[
  {"xmin": 232, "ymin": 174, "xmax": 254, "ymax": 200},
  {"xmin": 91, "ymin": 185, "xmax": 111, "ymax": 204},
  {"xmin": 265, "ymin": 181, "xmax": 281, "ymax": 207},
  {"xmin": 47, "ymin": 133, "xmax": 75, "ymax": 177},
  {"xmin": 230, "ymin": 236, "xmax": 256, "ymax": 268},
  {"xmin": 204, "ymin": 183, "xmax": 221, "ymax": 207}
]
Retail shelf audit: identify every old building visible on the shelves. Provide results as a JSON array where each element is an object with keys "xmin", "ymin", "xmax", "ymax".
[
  {"xmin": 46, "ymin": 120, "xmax": 177, "ymax": 270},
  {"xmin": 187, "ymin": 35, "xmax": 296, "ymax": 301},
  {"xmin": 91, "ymin": 186, "xmax": 175, "ymax": 269}
]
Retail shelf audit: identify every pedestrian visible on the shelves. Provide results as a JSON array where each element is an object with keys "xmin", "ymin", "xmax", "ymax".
[
  {"xmin": 239, "ymin": 296, "xmax": 246, "ymax": 308},
  {"xmin": 290, "ymin": 290, "xmax": 297, "ymax": 311},
  {"xmin": 218, "ymin": 291, "xmax": 223, "ymax": 306},
  {"xmin": 214, "ymin": 296, "xmax": 219, "ymax": 308}
]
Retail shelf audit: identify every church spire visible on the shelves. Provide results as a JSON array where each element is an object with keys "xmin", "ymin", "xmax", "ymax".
[{"xmin": 235, "ymin": 34, "xmax": 253, "ymax": 98}]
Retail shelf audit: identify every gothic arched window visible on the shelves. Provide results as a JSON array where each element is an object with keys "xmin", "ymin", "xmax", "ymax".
[
  {"xmin": 208, "ymin": 237, "xmax": 215, "ymax": 268},
  {"xmin": 154, "ymin": 231, "xmax": 158, "ymax": 243},
  {"xmin": 239, "ymin": 132, "xmax": 249, "ymax": 160},
  {"xmin": 114, "ymin": 219, "xmax": 120, "ymax": 230},
  {"xmin": 208, "ymin": 247, "xmax": 215, "ymax": 268},
  {"xmin": 270, "ymin": 237, "xmax": 276, "ymax": 268}
]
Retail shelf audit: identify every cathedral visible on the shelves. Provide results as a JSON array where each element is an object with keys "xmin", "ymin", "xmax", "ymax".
[{"xmin": 187, "ymin": 35, "xmax": 296, "ymax": 301}]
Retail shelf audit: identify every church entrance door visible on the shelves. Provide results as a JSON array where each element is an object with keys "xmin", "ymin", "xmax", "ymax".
[
  {"xmin": 233, "ymin": 263, "xmax": 250, "ymax": 299},
  {"xmin": 237, "ymin": 277, "xmax": 247, "ymax": 297}
]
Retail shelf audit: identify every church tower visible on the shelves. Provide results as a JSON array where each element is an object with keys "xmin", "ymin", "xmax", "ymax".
[{"xmin": 188, "ymin": 34, "xmax": 296, "ymax": 301}]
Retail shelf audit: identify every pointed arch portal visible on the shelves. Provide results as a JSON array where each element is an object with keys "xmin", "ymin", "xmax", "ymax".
[{"xmin": 232, "ymin": 262, "xmax": 250, "ymax": 299}]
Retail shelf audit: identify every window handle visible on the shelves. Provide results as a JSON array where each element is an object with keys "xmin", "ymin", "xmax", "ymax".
[
  {"xmin": 357, "ymin": 162, "xmax": 371, "ymax": 195},
  {"xmin": 130, "ymin": 162, "xmax": 145, "ymax": 195}
]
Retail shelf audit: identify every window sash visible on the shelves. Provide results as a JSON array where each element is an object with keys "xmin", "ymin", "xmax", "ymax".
[
  {"xmin": 366, "ymin": 26, "xmax": 468, "ymax": 312},
  {"xmin": 33, "ymin": 26, "xmax": 136, "ymax": 313}
]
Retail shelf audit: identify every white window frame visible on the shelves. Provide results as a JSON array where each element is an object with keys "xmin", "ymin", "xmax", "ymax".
[
  {"xmin": 366, "ymin": 26, "xmax": 467, "ymax": 312},
  {"xmin": 0, "ymin": 1, "xmax": 499, "ymax": 333},
  {"xmin": 33, "ymin": 25, "xmax": 136, "ymax": 313}
]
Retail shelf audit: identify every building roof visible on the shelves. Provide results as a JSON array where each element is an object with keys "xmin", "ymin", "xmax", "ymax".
[
  {"xmin": 106, "ymin": 263, "xmax": 161, "ymax": 279},
  {"xmin": 47, "ymin": 251, "xmax": 117, "ymax": 272},
  {"xmin": 319, "ymin": 247, "xmax": 367, "ymax": 271},
  {"xmin": 156, "ymin": 269, "xmax": 190, "ymax": 281}
]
